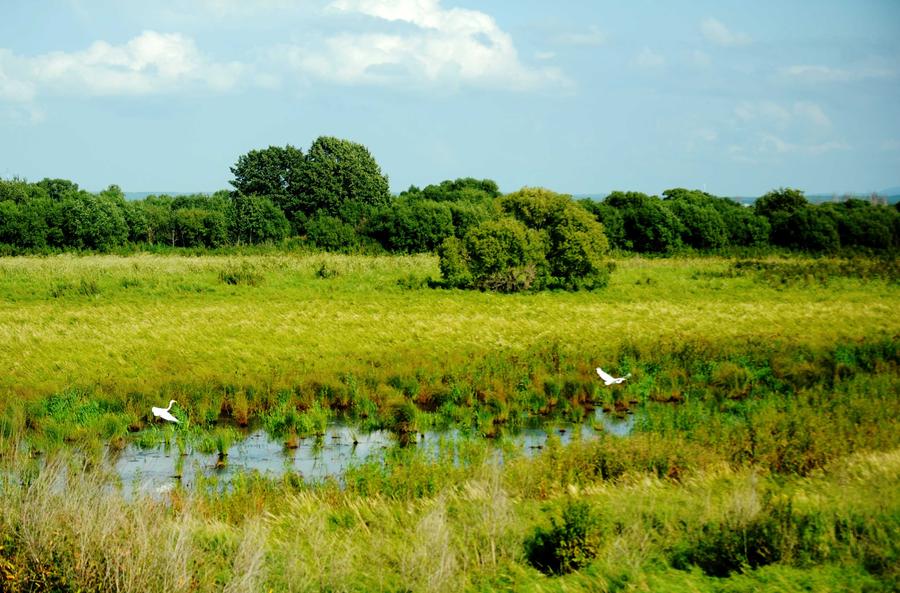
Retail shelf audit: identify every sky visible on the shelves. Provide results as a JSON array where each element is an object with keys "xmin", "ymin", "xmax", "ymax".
[{"xmin": 1, "ymin": 0, "xmax": 899, "ymax": 196}]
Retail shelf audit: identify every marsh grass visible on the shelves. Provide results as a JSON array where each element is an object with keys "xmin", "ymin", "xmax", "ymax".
[
  {"xmin": 0, "ymin": 252, "xmax": 897, "ymax": 590},
  {"xmin": 0, "ymin": 430, "xmax": 897, "ymax": 592}
]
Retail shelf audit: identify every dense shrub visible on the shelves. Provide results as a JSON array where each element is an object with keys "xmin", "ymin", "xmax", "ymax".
[
  {"xmin": 525, "ymin": 500, "xmax": 603, "ymax": 575},
  {"xmin": 369, "ymin": 198, "xmax": 454, "ymax": 253},
  {"xmin": 780, "ymin": 207, "xmax": 840, "ymax": 252},
  {"xmin": 457, "ymin": 217, "xmax": 547, "ymax": 292},
  {"xmin": 603, "ymin": 191, "xmax": 682, "ymax": 253},
  {"xmin": 228, "ymin": 193, "xmax": 290, "ymax": 245},
  {"xmin": 670, "ymin": 497, "xmax": 830, "ymax": 577},
  {"xmin": 579, "ymin": 199, "xmax": 626, "ymax": 249},
  {"xmin": 305, "ymin": 213, "xmax": 361, "ymax": 252},
  {"xmin": 820, "ymin": 199, "xmax": 899, "ymax": 250},
  {"xmin": 438, "ymin": 188, "xmax": 611, "ymax": 292}
]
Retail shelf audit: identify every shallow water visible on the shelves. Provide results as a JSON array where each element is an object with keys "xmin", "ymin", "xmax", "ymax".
[{"xmin": 111, "ymin": 408, "xmax": 634, "ymax": 495}]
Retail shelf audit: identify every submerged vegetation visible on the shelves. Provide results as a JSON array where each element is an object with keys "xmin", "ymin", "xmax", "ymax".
[{"xmin": 0, "ymin": 251, "xmax": 897, "ymax": 590}]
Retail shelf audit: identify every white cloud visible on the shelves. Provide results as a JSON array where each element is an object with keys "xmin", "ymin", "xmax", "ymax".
[
  {"xmin": 734, "ymin": 100, "xmax": 830, "ymax": 128},
  {"xmin": 728, "ymin": 134, "xmax": 848, "ymax": 163},
  {"xmin": 689, "ymin": 50, "xmax": 711, "ymax": 67},
  {"xmin": 284, "ymin": 0, "xmax": 565, "ymax": 90},
  {"xmin": 735, "ymin": 100, "xmax": 790, "ymax": 124},
  {"xmin": 759, "ymin": 134, "xmax": 848, "ymax": 155},
  {"xmin": 555, "ymin": 25, "xmax": 606, "ymax": 47},
  {"xmin": 634, "ymin": 47, "xmax": 665, "ymax": 69},
  {"xmin": 696, "ymin": 128, "xmax": 718, "ymax": 142},
  {"xmin": 0, "ymin": 31, "xmax": 245, "ymax": 109},
  {"xmin": 700, "ymin": 17, "xmax": 750, "ymax": 47},
  {"xmin": 781, "ymin": 63, "xmax": 897, "ymax": 84},
  {"xmin": 0, "ymin": 50, "xmax": 36, "ymax": 102},
  {"xmin": 792, "ymin": 101, "xmax": 830, "ymax": 128},
  {"xmin": 30, "ymin": 31, "xmax": 243, "ymax": 96}
]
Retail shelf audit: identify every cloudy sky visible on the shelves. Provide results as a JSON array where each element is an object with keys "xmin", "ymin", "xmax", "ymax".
[{"xmin": 1, "ymin": 0, "xmax": 899, "ymax": 196}]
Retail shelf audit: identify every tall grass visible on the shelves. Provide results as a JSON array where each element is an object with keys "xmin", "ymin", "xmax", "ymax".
[
  {"xmin": 0, "ymin": 253, "xmax": 896, "ymax": 445},
  {"xmin": 0, "ymin": 434, "xmax": 897, "ymax": 592},
  {"xmin": 0, "ymin": 253, "xmax": 897, "ymax": 590}
]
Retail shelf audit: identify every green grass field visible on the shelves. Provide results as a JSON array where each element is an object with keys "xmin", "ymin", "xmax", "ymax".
[{"xmin": 0, "ymin": 252, "xmax": 897, "ymax": 591}]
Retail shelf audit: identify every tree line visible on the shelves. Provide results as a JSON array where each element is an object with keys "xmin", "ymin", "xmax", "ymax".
[{"xmin": 1, "ymin": 136, "xmax": 898, "ymax": 290}]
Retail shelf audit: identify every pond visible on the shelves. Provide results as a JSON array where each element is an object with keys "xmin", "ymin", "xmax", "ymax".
[{"xmin": 112, "ymin": 408, "xmax": 635, "ymax": 495}]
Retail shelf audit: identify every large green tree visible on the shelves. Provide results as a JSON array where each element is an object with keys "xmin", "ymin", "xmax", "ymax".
[
  {"xmin": 229, "ymin": 145, "xmax": 305, "ymax": 222},
  {"xmin": 296, "ymin": 136, "xmax": 391, "ymax": 220}
]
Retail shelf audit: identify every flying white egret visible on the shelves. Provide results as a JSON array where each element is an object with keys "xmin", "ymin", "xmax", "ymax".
[
  {"xmin": 151, "ymin": 400, "xmax": 180, "ymax": 423},
  {"xmin": 596, "ymin": 368, "xmax": 631, "ymax": 386}
]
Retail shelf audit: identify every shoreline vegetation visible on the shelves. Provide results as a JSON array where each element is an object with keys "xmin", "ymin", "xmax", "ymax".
[{"xmin": 0, "ymin": 251, "xmax": 898, "ymax": 591}]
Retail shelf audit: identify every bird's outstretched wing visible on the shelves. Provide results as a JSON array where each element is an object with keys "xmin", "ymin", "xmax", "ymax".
[{"xmin": 596, "ymin": 367, "xmax": 615, "ymax": 383}]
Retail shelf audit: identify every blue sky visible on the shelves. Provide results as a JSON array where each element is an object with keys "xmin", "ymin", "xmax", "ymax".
[{"xmin": 1, "ymin": 0, "xmax": 898, "ymax": 196}]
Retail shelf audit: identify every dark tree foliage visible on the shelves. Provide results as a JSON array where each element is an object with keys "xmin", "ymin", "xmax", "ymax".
[
  {"xmin": 663, "ymin": 198, "xmax": 728, "ymax": 250},
  {"xmin": 444, "ymin": 216, "xmax": 548, "ymax": 292},
  {"xmin": 603, "ymin": 191, "xmax": 682, "ymax": 253},
  {"xmin": 229, "ymin": 145, "xmax": 305, "ymax": 221},
  {"xmin": 439, "ymin": 188, "xmax": 611, "ymax": 292},
  {"xmin": 447, "ymin": 199, "xmax": 496, "ymax": 238},
  {"xmin": 754, "ymin": 188, "xmax": 844, "ymax": 251},
  {"xmin": 782, "ymin": 208, "xmax": 840, "ymax": 252},
  {"xmin": 57, "ymin": 186, "xmax": 129, "ymax": 250},
  {"xmin": 228, "ymin": 193, "xmax": 290, "ymax": 245},
  {"xmin": 305, "ymin": 213, "xmax": 361, "ymax": 252},
  {"xmin": 133, "ymin": 192, "xmax": 233, "ymax": 248},
  {"xmin": 369, "ymin": 198, "xmax": 454, "ymax": 253},
  {"xmin": 820, "ymin": 199, "xmax": 899, "ymax": 251},
  {"xmin": 36, "ymin": 178, "xmax": 80, "ymax": 201},
  {"xmin": 366, "ymin": 178, "xmax": 499, "ymax": 252},
  {"xmin": 710, "ymin": 199, "xmax": 770, "ymax": 247},
  {"xmin": 297, "ymin": 136, "xmax": 391, "ymax": 219},
  {"xmin": 578, "ymin": 199, "xmax": 626, "ymax": 250},
  {"xmin": 754, "ymin": 187, "xmax": 809, "ymax": 248},
  {"xmin": 404, "ymin": 177, "xmax": 501, "ymax": 202},
  {"xmin": 122, "ymin": 200, "xmax": 149, "ymax": 243},
  {"xmin": 754, "ymin": 187, "xmax": 808, "ymax": 220},
  {"xmin": 501, "ymin": 188, "xmax": 610, "ymax": 290}
]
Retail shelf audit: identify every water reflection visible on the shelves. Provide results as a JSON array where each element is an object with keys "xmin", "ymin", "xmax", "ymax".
[{"xmin": 112, "ymin": 409, "xmax": 634, "ymax": 495}]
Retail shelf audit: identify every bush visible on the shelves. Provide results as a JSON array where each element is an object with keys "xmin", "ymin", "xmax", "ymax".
[
  {"xmin": 603, "ymin": 191, "xmax": 681, "ymax": 253},
  {"xmin": 671, "ymin": 497, "xmax": 829, "ymax": 577},
  {"xmin": 664, "ymin": 197, "xmax": 728, "ymax": 249},
  {"xmin": 525, "ymin": 500, "xmax": 603, "ymax": 574},
  {"xmin": 305, "ymin": 213, "xmax": 361, "ymax": 252},
  {"xmin": 464, "ymin": 217, "xmax": 547, "ymax": 292},
  {"xmin": 369, "ymin": 198, "xmax": 454, "ymax": 253},
  {"xmin": 437, "ymin": 188, "xmax": 613, "ymax": 292},
  {"xmin": 218, "ymin": 262, "xmax": 264, "ymax": 286}
]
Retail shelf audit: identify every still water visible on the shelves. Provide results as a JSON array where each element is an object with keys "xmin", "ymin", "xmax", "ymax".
[{"xmin": 112, "ymin": 409, "xmax": 634, "ymax": 495}]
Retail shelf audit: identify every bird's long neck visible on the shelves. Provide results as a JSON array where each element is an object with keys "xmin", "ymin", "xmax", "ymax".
[{"xmin": 166, "ymin": 400, "xmax": 177, "ymax": 411}]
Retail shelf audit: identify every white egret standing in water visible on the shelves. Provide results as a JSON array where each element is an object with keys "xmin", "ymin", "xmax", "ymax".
[
  {"xmin": 152, "ymin": 400, "xmax": 180, "ymax": 423},
  {"xmin": 596, "ymin": 368, "xmax": 631, "ymax": 386}
]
